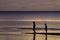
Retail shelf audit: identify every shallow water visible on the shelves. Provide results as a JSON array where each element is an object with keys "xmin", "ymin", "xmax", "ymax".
[
  {"xmin": 0, "ymin": 30, "xmax": 60, "ymax": 40},
  {"xmin": 0, "ymin": 22, "xmax": 60, "ymax": 40}
]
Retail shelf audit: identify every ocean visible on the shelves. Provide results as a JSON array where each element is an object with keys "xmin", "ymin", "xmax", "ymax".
[{"xmin": 0, "ymin": 11, "xmax": 60, "ymax": 40}]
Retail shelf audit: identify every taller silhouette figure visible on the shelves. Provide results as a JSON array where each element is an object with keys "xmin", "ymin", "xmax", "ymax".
[{"xmin": 33, "ymin": 21, "xmax": 36, "ymax": 40}]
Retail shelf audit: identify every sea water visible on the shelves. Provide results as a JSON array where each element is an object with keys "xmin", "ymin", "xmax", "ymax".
[
  {"xmin": 0, "ymin": 21, "xmax": 60, "ymax": 40},
  {"xmin": 0, "ymin": 11, "xmax": 60, "ymax": 40}
]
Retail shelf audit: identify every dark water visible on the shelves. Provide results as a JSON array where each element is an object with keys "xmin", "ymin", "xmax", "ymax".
[{"xmin": 0, "ymin": 11, "xmax": 60, "ymax": 40}]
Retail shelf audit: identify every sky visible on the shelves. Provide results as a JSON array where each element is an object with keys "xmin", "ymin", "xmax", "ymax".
[{"xmin": 0, "ymin": 0, "xmax": 60, "ymax": 11}]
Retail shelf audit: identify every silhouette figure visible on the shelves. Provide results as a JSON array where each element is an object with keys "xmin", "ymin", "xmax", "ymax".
[
  {"xmin": 33, "ymin": 21, "xmax": 36, "ymax": 40},
  {"xmin": 45, "ymin": 24, "xmax": 47, "ymax": 40},
  {"xmin": 33, "ymin": 21, "xmax": 36, "ymax": 33}
]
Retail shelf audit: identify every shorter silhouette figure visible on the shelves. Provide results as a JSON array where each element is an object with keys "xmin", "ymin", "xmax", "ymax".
[
  {"xmin": 45, "ymin": 24, "xmax": 47, "ymax": 40},
  {"xmin": 33, "ymin": 21, "xmax": 36, "ymax": 33}
]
